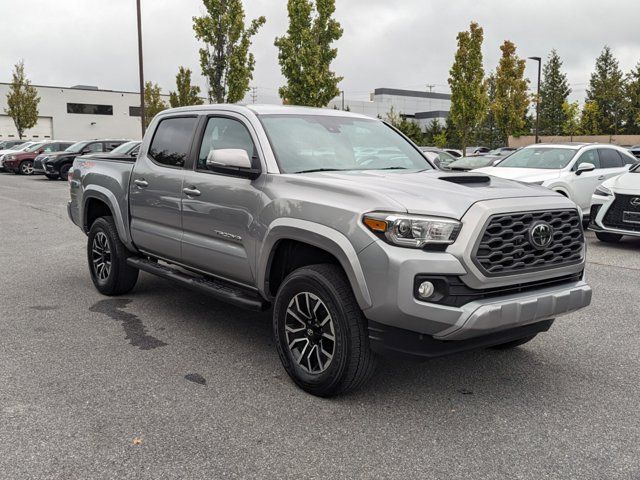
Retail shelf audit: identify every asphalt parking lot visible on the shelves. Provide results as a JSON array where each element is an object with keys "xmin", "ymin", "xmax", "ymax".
[{"xmin": 1, "ymin": 172, "xmax": 639, "ymax": 480}]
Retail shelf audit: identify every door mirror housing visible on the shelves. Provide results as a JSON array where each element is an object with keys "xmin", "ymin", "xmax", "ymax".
[
  {"xmin": 206, "ymin": 149, "xmax": 260, "ymax": 179},
  {"xmin": 575, "ymin": 162, "xmax": 595, "ymax": 175}
]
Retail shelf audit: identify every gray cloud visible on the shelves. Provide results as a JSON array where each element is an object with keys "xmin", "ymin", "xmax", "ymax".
[{"xmin": 1, "ymin": 0, "xmax": 639, "ymax": 104}]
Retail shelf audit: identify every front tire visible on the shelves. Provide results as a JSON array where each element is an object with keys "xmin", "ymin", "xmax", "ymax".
[
  {"xmin": 596, "ymin": 231, "xmax": 622, "ymax": 243},
  {"xmin": 19, "ymin": 160, "xmax": 34, "ymax": 175},
  {"xmin": 45, "ymin": 173, "xmax": 59, "ymax": 180},
  {"xmin": 87, "ymin": 216, "xmax": 139, "ymax": 295},
  {"xmin": 273, "ymin": 264, "xmax": 377, "ymax": 397},
  {"xmin": 59, "ymin": 163, "xmax": 71, "ymax": 181}
]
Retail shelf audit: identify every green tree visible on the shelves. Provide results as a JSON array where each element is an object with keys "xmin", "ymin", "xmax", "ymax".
[
  {"xmin": 586, "ymin": 46, "xmax": 625, "ymax": 134},
  {"xmin": 538, "ymin": 50, "xmax": 571, "ymax": 135},
  {"xmin": 5, "ymin": 60, "xmax": 40, "ymax": 139},
  {"xmin": 476, "ymin": 73, "xmax": 502, "ymax": 148},
  {"xmin": 385, "ymin": 107, "xmax": 424, "ymax": 145},
  {"xmin": 424, "ymin": 118, "xmax": 444, "ymax": 145},
  {"xmin": 144, "ymin": 81, "xmax": 168, "ymax": 128},
  {"xmin": 169, "ymin": 66, "xmax": 204, "ymax": 108},
  {"xmin": 580, "ymin": 100, "xmax": 601, "ymax": 135},
  {"xmin": 275, "ymin": 0, "xmax": 343, "ymax": 107},
  {"xmin": 491, "ymin": 40, "xmax": 530, "ymax": 144},
  {"xmin": 562, "ymin": 101, "xmax": 581, "ymax": 138},
  {"xmin": 433, "ymin": 131, "xmax": 447, "ymax": 149},
  {"xmin": 193, "ymin": 0, "xmax": 265, "ymax": 103},
  {"xmin": 448, "ymin": 22, "xmax": 487, "ymax": 155},
  {"xmin": 623, "ymin": 63, "xmax": 640, "ymax": 134}
]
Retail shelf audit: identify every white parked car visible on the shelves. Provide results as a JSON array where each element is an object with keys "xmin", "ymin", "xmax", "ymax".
[
  {"xmin": 474, "ymin": 143, "xmax": 638, "ymax": 217},
  {"xmin": 589, "ymin": 163, "xmax": 640, "ymax": 242}
]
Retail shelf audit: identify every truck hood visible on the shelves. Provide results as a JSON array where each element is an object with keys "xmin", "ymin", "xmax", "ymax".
[
  {"xmin": 287, "ymin": 170, "xmax": 560, "ymax": 219},
  {"xmin": 603, "ymin": 171, "xmax": 640, "ymax": 193},
  {"xmin": 472, "ymin": 167, "xmax": 562, "ymax": 183}
]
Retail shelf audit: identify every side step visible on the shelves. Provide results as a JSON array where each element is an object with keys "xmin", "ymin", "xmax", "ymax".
[{"xmin": 127, "ymin": 257, "xmax": 269, "ymax": 311}]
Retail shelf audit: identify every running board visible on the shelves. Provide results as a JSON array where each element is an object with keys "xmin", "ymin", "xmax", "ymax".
[{"xmin": 127, "ymin": 257, "xmax": 269, "ymax": 311}]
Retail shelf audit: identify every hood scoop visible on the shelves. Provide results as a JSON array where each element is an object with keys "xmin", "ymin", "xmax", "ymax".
[{"xmin": 438, "ymin": 175, "xmax": 491, "ymax": 185}]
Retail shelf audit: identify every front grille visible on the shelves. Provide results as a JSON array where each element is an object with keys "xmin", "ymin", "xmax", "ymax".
[
  {"xmin": 473, "ymin": 209, "xmax": 584, "ymax": 276},
  {"xmin": 602, "ymin": 194, "xmax": 640, "ymax": 232}
]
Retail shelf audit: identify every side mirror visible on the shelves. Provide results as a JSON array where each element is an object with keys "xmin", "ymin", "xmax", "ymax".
[
  {"xmin": 206, "ymin": 149, "xmax": 260, "ymax": 179},
  {"xmin": 81, "ymin": 149, "xmax": 91, "ymax": 155},
  {"xmin": 575, "ymin": 162, "xmax": 595, "ymax": 175}
]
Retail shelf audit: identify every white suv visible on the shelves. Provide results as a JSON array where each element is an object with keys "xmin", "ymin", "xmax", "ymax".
[
  {"xmin": 474, "ymin": 143, "xmax": 638, "ymax": 217},
  {"xmin": 589, "ymin": 163, "xmax": 640, "ymax": 242}
]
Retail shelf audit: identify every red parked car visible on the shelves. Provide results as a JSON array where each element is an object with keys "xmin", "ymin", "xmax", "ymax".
[{"xmin": 3, "ymin": 141, "xmax": 74, "ymax": 175}]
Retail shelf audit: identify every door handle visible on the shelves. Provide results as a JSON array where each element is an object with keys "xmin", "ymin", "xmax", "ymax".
[
  {"xmin": 134, "ymin": 179, "xmax": 148, "ymax": 188},
  {"xmin": 183, "ymin": 187, "xmax": 201, "ymax": 197},
  {"xmin": 597, "ymin": 176, "xmax": 605, "ymax": 180}
]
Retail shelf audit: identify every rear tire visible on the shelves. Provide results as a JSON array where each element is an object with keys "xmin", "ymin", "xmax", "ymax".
[
  {"xmin": 273, "ymin": 264, "xmax": 377, "ymax": 397},
  {"xmin": 490, "ymin": 334, "xmax": 537, "ymax": 350},
  {"xmin": 59, "ymin": 163, "xmax": 71, "ymax": 181},
  {"xmin": 87, "ymin": 216, "xmax": 139, "ymax": 295},
  {"xmin": 596, "ymin": 232, "xmax": 622, "ymax": 243}
]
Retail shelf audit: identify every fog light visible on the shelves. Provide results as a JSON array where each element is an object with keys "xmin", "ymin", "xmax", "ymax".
[{"xmin": 418, "ymin": 281, "xmax": 435, "ymax": 299}]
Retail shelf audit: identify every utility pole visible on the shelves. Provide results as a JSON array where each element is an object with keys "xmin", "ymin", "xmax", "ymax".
[
  {"xmin": 136, "ymin": 0, "xmax": 146, "ymax": 136},
  {"xmin": 341, "ymin": 90, "xmax": 345, "ymax": 110},
  {"xmin": 426, "ymin": 84, "xmax": 435, "ymax": 93},
  {"xmin": 250, "ymin": 86, "xmax": 258, "ymax": 104},
  {"xmin": 528, "ymin": 56, "xmax": 542, "ymax": 144}
]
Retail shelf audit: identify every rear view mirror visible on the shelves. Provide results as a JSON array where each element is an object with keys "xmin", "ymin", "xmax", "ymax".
[
  {"xmin": 576, "ymin": 162, "xmax": 595, "ymax": 175},
  {"xmin": 206, "ymin": 149, "xmax": 260, "ymax": 179}
]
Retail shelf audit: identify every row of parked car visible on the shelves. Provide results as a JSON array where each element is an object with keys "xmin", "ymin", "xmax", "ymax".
[
  {"xmin": 419, "ymin": 142, "xmax": 640, "ymax": 243},
  {"xmin": 0, "ymin": 139, "xmax": 141, "ymax": 179}
]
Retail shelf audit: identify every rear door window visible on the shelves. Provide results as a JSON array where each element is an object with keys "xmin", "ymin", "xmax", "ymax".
[
  {"xmin": 597, "ymin": 148, "xmax": 623, "ymax": 168},
  {"xmin": 149, "ymin": 117, "xmax": 198, "ymax": 168}
]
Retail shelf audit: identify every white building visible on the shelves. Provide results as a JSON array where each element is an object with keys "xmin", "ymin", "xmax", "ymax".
[
  {"xmin": 0, "ymin": 83, "xmax": 170, "ymax": 141},
  {"xmin": 327, "ymin": 88, "xmax": 451, "ymax": 130},
  {"xmin": 0, "ymin": 83, "xmax": 451, "ymax": 141}
]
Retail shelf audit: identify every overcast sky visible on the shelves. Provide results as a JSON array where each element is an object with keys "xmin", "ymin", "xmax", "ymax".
[{"xmin": 2, "ymin": 0, "xmax": 639, "ymax": 105}]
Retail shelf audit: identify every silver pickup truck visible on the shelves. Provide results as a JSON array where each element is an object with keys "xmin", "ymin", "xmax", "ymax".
[{"xmin": 68, "ymin": 104, "xmax": 592, "ymax": 396}]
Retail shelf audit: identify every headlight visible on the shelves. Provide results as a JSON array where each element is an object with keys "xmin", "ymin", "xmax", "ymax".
[
  {"xmin": 363, "ymin": 212, "xmax": 461, "ymax": 248},
  {"xmin": 6, "ymin": 155, "xmax": 15, "ymax": 161},
  {"xmin": 594, "ymin": 185, "xmax": 612, "ymax": 196}
]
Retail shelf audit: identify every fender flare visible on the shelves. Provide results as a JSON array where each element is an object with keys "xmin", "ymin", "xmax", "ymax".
[
  {"xmin": 82, "ymin": 185, "xmax": 134, "ymax": 249},
  {"xmin": 257, "ymin": 218, "xmax": 373, "ymax": 310}
]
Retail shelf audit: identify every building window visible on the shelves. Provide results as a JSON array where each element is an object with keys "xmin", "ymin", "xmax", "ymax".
[
  {"xmin": 129, "ymin": 106, "xmax": 141, "ymax": 117},
  {"xmin": 67, "ymin": 103, "xmax": 113, "ymax": 115}
]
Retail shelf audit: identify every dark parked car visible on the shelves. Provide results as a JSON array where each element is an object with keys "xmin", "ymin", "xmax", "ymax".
[
  {"xmin": 40, "ymin": 139, "xmax": 129, "ymax": 180},
  {"xmin": 80, "ymin": 140, "xmax": 141, "ymax": 160},
  {"xmin": 4, "ymin": 141, "xmax": 75, "ymax": 175}
]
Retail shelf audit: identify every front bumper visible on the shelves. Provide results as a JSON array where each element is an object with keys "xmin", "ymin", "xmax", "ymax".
[
  {"xmin": 357, "ymin": 196, "xmax": 591, "ymax": 348},
  {"xmin": 4, "ymin": 160, "xmax": 19, "ymax": 172},
  {"xmin": 589, "ymin": 193, "xmax": 640, "ymax": 237}
]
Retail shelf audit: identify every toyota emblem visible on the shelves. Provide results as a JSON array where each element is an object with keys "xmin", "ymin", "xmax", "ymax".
[
  {"xmin": 529, "ymin": 222, "xmax": 553, "ymax": 249},
  {"xmin": 630, "ymin": 197, "xmax": 640, "ymax": 207}
]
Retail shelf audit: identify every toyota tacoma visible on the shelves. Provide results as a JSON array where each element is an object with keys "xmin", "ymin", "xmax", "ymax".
[{"xmin": 68, "ymin": 105, "xmax": 592, "ymax": 397}]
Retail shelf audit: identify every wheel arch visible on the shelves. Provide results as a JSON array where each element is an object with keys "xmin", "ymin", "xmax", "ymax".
[
  {"xmin": 258, "ymin": 219, "xmax": 372, "ymax": 310},
  {"xmin": 82, "ymin": 186, "xmax": 133, "ymax": 248}
]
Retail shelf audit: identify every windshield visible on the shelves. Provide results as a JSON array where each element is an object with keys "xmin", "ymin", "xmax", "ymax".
[
  {"xmin": 65, "ymin": 141, "xmax": 91, "ymax": 153},
  {"xmin": 259, "ymin": 114, "xmax": 433, "ymax": 173},
  {"xmin": 110, "ymin": 141, "xmax": 138, "ymax": 154},
  {"xmin": 25, "ymin": 142, "xmax": 45, "ymax": 152},
  {"xmin": 497, "ymin": 147, "xmax": 577, "ymax": 169}
]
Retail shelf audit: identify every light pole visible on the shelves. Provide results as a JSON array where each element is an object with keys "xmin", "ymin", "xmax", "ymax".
[
  {"xmin": 136, "ymin": 0, "xmax": 146, "ymax": 136},
  {"xmin": 528, "ymin": 56, "xmax": 542, "ymax": 144}
]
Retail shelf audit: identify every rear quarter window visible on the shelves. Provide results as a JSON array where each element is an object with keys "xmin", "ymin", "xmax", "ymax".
[{"xmin": 149, "ymin": 117, "xmax": 198, "ymax": 168}]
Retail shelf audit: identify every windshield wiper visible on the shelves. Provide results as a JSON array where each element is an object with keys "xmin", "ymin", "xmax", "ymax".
[
  {"xmin": 293, "ymin": 168, "xmax": 347, "ymax": 174},
  {"xmin": 373, "ymin": 166, "xmax": 408, "ymax": 170}
]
